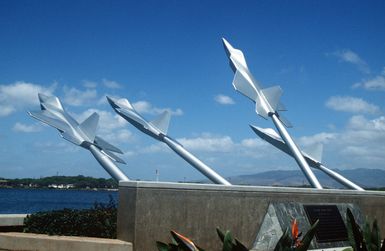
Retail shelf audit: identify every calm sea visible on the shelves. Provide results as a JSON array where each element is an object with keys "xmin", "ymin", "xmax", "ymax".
[{"xmin": 0, "ymin": 188, "xmax": 118, "ymax": 214}]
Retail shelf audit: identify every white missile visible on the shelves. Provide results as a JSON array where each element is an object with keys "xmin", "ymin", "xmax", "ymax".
[
  {"xmin": 250, "ymin": 125, "xmax": 364, "ymax": 191},
  {"xmin": 107, "ymin": 96, "xmax": 231, "ymax": 186},
  {"xmin": 223, "ymin": 38, "xmax": 323, "ymax": 189},
  {"xmin": 28, "ymin": 93, "xmax": 129, "ymax": 182}
]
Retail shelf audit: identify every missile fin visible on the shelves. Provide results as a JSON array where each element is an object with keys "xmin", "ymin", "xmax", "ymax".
[
  {"xmin": 261, "ymin": 86, "xmax": 283, "ymax": 111},
  {"xmin": 61, "ymin": 131, "xmax": 83, "ymax": 145},
  {"xmin": 103, "ymin": 150, "xmax": 126, "ymax": 164},
  {"xmin": 277, "ymin": 113, "xmax": 293, "ymax": 128},
  {"xmin": 79, "ymin": 112, "xmax": 99, "ymax": 142},
  {"xmin": 303, "ymin": 143, "xmax": 323, "ymax": 164},
  {"xmin": 150, "ymin": 110, "xmax": 171, "ymax": 135},
  {"xmin": 256, "ymin": 98, "xmax": 269, "ymax": 119},
  {"xmin": 233, "ymin": 70, "xmax": 257, "ymax": 102},
  {"xmin": 28, "ymin": 110, "xmax": 70, "ymax": 133},
  {"xmin": 277, "ymin": 102, "xmax": 287, "ymax": 111},
  {"xmin": 94, "ymin": 136, "xmax": 124, "ymax": 154}
]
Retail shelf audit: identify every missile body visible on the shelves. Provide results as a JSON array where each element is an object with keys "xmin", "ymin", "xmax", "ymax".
[
  {"xmin": 29, "ymin": 93, "xmax": 130, "ymax": 182},
  {"xmin": 223, "ymin": 38, "xmax": 323, "ymax": 189},
  {"xmin": 107, "ymin": 96, "xmax": 231, "ymax": 186},
  {"xmin": 163, "ymin": 136, "xmax": 232, "ymax": 185},
  {"xmin": 250, "ymin": 125, "xmax": 364, "ymax": 190}
]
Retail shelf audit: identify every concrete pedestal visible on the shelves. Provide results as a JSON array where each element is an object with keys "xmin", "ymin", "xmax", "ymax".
[{"xmin": 117, "ymin": 181, "xmax": 385, "ymax": 251}]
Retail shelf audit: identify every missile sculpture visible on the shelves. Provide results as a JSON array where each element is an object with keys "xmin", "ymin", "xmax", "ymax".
[
  {"xmin": 250, "ymin": 125, "xmax": 364, "ymax": 190},
  {"xmin": 28, "ymin": 93, "xmax": 129, "ymax": 182},
  {"xmin": 106, "ymin": 96, "xmax": 231, "ymax": 186},
  {"xmin": 222, "ymin": 38, "xmax": 323, "ymax": 189}
]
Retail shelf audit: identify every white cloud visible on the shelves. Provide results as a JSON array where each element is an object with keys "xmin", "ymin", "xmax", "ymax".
[
  {"xmin": 0, "ymin": 81, "xmax": 55, "ymax": 116},
  {"xmin": 62, "ymin": 86, "xmax": 98, "ymax": 106},
  {"xmin": 177, "ymin": 134, "xmax": 235, "ymax": 152},
  {"xmin": 83, "ymin": 80, "xmax": 98, "ymax": 89},
  {"xmin": 298, "ymin": 132, "xmax": 337, "ymax": 146},
  {"xmin": 325, "ymin": 96, "xmax": 380, "ymax": 114},
  {"xmin": 12, "ymin": 122, "xmax": 42, "ymax": 133},
  {"xmin": 132, "ymin": 100, "xmax": 183, "ymax": 116},
  {"xmin": 214, "ymin": 94, "xmax": 235, "ymax": 105},
  {"xmin": 0, "ymin": 105, "xmax": 15, "ymax": 117},
  {"xmin": 352, "ymin": 68, "xmax": 385, "ymax": 91},
  {"xmin": 241, "ymin": 138, "xmax": 265, "ymax": 148},
  {"xmin": 102, "ymin": 79, "xmax": 122, "ymax": 89},
  {"xmin": 333, "ymin": 49, "xmax": 370, "ymax": 74}
]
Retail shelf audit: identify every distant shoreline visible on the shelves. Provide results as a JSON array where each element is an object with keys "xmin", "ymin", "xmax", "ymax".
[{"xmin": 0, "ymin": 175, "xmax": 118, "ymax": 190}]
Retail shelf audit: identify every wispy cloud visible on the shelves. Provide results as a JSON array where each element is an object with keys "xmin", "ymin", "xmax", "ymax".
[
  {"xmin": 0, "ymin": 81, "xmax": 55, "ymax": 116},
  {"xmin": 332, "ymin": 49, "xmax": 370, "ymax": 74},
  {"xmin": 62, "ymin": 86, "xmax": 98, "ymax": 106},
  {"xmin": 102, "ymin": 79, "xmax": 122, "ymax": 89},
  {"xmin": 12, "ymin": 122, "xmax": 42, "ymax": 133},
  {"xmin": 352, "ymin": 67, "xmax": 385, "ymax": 91},
  {"xmin": 177, "ymin": 134, "xmax": 235, "ymax": 152},
  {"xmin": 214, "ymin": 94, "xmax": 235, "ymax": 105},
  {"xmin": 325, "ymin": 96, "xmax": 380, "ymax": 114},
  {"xmin": 133, "ymin": 100, "xmax": 183, "ymax": 116}
]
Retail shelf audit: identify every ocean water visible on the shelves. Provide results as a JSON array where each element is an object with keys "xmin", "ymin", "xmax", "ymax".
[{"xmin": 0, "ymin": 188, "xmax": 118, "ymax": 214}]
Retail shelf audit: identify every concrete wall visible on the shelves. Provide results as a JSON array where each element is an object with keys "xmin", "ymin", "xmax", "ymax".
[
  {"xmin": 0, "ymin": 232, "xmax": 133, "ymax": 251},
  {"xmin": 0, "ymin": 214, "xmax": 27, "ymax": 232},
  {"xmin": 117, "ymin": 181, "xmax": 385, "ymax": 251}
]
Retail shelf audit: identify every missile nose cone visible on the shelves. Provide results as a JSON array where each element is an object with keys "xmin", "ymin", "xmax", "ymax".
[
  {"xmin": 106, "ymin": 96, "xmax": 119, "ymax": 109},
  {"xmin": 222, "ymin": 37, "xmax": 233, "ymax": 57},
  {"xmin": 38, "ymin": 93, "xmax": 50, "ymax": 103}
]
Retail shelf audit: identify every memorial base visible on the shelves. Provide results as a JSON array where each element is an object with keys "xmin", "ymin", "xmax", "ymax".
[{"xmin": 117, "ymin": 181, "xmax": 385, "ymax": 251}]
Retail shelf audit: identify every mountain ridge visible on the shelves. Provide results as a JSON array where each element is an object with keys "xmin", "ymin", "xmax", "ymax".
[{"xmin": 227, "ymin": 168, "xmax": 385, "ymax": 188}]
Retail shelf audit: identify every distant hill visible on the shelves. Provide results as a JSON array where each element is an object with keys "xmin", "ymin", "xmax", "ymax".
[{"xmin": 227, "ymin": 168, "xmax": 385, "ymax": 189}]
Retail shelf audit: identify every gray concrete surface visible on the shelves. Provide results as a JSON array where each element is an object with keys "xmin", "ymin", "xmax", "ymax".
[
  {"xmin": 117, "ymin": 181, "xmax": 385, "ymax": 251},
  {"xmin": 0, "ymin": 232, "xmax": 133, "ymax": 251},
  {"xmin": 0, "ymin": 214, "xmax": 27, "ymax": 226}
]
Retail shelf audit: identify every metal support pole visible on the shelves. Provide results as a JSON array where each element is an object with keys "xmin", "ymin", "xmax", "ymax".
[
  {"xmin": 89, "ymin": 145, "xmax": 130, "ymax": 182},
  {"xmin": 271, "ymin": 114, "xmax": 323, "ymax": 189},
  {"xmin": 318, "ymin": 164, "xmax": 364, "ymax": 191},
  {"xmin": 163, "ymin": 136, "xmax": 232, "ymax": 186}
]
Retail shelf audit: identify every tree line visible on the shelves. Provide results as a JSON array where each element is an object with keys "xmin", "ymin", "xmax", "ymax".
[{"xmin": 0, "ymin": 175, "xmax": 118, "ymax": 189}]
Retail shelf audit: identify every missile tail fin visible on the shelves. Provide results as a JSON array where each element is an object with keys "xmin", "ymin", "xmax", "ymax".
[
  {"xmin": 277, "ymin": 102, "xmax": 287, "ymax": 111},
  {"xmin": 103, "ymin": 150, "xmax": 126, "ymax": 164},
  {"xmin": 150, "ymin": 110, "xmax": 171, "ymax": 135},
  {"xmin": 261, "ymin": 86, "xmax": 283, "ymax": 111},
  {"xmin": 304, "ymin": 143, "xmax": 323, "ymax": 164},
  {"xmin": 94, "ymin": 136, "xmax": 124, "ymax": 154},
  {"xmin": 277, "ymin": 113, "xmax": 293, "ymax": 128},
  {"xmin": 79, "ymin": 112, "xmax": 99, "ymax": 142}
]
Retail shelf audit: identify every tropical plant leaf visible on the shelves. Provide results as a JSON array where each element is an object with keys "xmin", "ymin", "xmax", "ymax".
[
  {"xmin": 171, "ymin": 231, "xmax": 199, "ymax": 251},
  {"xmin": 363, "ymin": 220, "xmax": 371, "ymax": 249},
  {"xmin": 216, "ymin": 227, "xmax": 225, "ymax": 243},
  {"xmin": 222, "ymin": 230, "xmax": 234, "ymax": 251},
  {"xmin": 274, "ymin": 228, "xmax": 291, "ymax": 251},
  {"xmin": 234, "ymin": 238, "xmax": 249, "ymax": 251},
  {"xmin": 156, "ymin": 241, "xmax": 170, "ymax": 251},
  {"xmin": 371, "ymin": 219, "xmax": 380, "ymax": 251},
  {"xmin": 297, "ymin": 219, "xmax": 319, "ymax": 251},
  {"xmin": 347, "ymin": 208, "xmax": 365, "ymax": 251}
]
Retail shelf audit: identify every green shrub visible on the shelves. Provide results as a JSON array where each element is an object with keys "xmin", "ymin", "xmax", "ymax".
[
  {"xmin": 344, "ymin": 208, "xmax": 385, "ymax": 251},
  {"xmin": 23, "ymin": 196, "xmax": 117, "ymax": 238}
]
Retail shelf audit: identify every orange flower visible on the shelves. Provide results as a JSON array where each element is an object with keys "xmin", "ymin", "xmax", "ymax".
[{"xmin": 291, "ymin": 218, "xmax": 299, "ymax": 240}]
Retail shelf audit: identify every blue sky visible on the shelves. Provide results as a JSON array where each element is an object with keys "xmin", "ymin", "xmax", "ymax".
[{"xmin": 1, "ymin": 1, "xmax": 384, "ymax": 183}]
